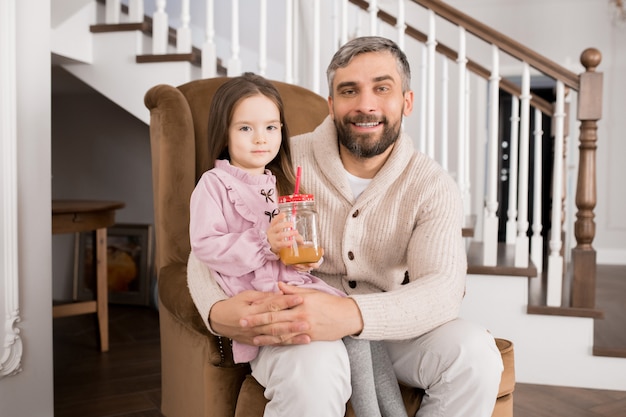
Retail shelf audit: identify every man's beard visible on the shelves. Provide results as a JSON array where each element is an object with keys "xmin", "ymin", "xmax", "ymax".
[{"xmin": 335, "ymin": 114, "xmax": 401, "ymax": 159}]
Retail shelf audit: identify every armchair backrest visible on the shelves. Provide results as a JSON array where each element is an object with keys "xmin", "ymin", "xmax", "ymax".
[{"xmin": 144, "ymin": 77, "xmax": 329, "ymax": 274}]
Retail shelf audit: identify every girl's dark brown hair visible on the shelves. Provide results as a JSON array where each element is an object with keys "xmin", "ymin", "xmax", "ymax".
[{"xmin": 206, "ymin": 72, "xmax": 296, "ymax": 196}]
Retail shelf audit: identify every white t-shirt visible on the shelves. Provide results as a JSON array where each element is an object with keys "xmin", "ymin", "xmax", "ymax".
[{"xmin": 345, "ymin": 169, "xmax": 372, "ymax": 200}]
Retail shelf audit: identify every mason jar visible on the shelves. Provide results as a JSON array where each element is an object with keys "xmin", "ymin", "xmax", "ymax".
[{"xmin": 277, "ymin": 194, "xmax": 322, "ymax": 265}]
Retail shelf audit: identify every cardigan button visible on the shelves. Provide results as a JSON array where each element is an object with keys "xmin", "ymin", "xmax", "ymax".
[
  {"xmin": 352, "ymin": 210, "xmax": 359, "ymax": 218},
  {"xmin": 347, "ymin": 251, "xmax": 354, "ymax": 260},
  {"xmin": 348, "ymin": 281, "xmax": 357, "ymax": 288}
]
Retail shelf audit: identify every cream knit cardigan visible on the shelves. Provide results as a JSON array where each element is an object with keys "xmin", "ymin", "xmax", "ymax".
[{"xmin": 187, "ymin": 116, "xmax": 467, "ymax": 341}]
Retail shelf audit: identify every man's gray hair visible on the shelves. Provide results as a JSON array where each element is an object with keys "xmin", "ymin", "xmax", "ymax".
[{"xmin": 326, "ymin": 36, "xmax": 412, "ymax": 97}]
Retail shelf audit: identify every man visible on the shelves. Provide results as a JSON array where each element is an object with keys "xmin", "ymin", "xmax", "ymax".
[{"xmin": 188, "ymin": 36, "xmax": 503, "ymax": 416}]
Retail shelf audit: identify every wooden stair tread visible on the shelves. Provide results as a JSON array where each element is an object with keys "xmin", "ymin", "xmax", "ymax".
[
  {"xmin": 467, "ymin": 241, "xmax": 538, "ymax": 277},
  {"xmin": 462, "ymin": 214, "xmax": 476, "ymax": 238}
]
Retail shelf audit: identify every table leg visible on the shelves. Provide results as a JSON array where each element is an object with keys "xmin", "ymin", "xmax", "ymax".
[{"xmin": 95, "ymin": 227, "xmax": 109, "ymax": 352}]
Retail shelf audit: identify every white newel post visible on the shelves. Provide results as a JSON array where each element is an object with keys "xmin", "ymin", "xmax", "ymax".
[
  {"xmin": 176, "ymin": 0, "xmax": 191, "ymax": 53},
  {"xmin": 483, "ymin": 45, "xmax": 500, "ymax": 266},
  {"xmin": 506, "ymin": 96, "xmax": 520, "ymax": 244},
  {"xmin": 227, "ymin": 0, "xmax": 241, "ymax": 76},
  {"xmin": 202, "ymin": 0, "xmax": 217, "ymax": 78},
  {"xmin": 152, "ymin": 0, "xmax": 168, "ymax": 54},
  {"xmin": 547, "ymin": 81, "xmax": 566, "ymax": 307},
  {"xmin": 515, "ymin": 63, "xmax": 531, "ymax": 267},
  {"xmin": 531, "ymin": 108, "xmax": 544, "ymax": 273},
  {"xmin": 0, "ymin": 0, "xmax": 22, "ymax": 379}
]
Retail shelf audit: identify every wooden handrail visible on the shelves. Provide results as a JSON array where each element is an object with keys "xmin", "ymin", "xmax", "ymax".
[
  {"xmin": 350, "ymin": 0, "xmax": 553, "ymax": 115},
  {"xmin": 410, "ymin": 0, "xmax": 580, "ymax": 90}
]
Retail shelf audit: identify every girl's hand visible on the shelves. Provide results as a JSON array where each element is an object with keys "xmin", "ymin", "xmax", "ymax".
[
  {"xmin": 290, "ymin": 253, "xmax": 324, "ymax": 273},
  {"xmin": 267, "ymin": 212, "xmax": 298, "ymax": 254}
]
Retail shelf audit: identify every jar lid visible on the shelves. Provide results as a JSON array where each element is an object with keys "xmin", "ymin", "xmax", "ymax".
[{"xmin": 278, "ymin": 193, "xmax": 315, "ymax": 204}]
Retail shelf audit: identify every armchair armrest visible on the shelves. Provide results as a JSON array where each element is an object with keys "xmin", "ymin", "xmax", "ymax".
[{"xmin": 158, "ymin": 262, "xmax": 239, "ymax": 367}]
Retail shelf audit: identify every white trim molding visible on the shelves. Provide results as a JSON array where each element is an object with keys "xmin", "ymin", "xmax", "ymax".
[{"xmin": 0, "ymin": 0, "xmax": 23, "ymax": 379}]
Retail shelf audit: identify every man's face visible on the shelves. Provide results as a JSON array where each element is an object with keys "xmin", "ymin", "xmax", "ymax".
[{"xmin": 328, "ymin": 51, "xmax": 413, "ymax": 159}]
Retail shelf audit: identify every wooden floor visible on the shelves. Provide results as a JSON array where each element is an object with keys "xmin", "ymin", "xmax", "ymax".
[{"xmin": 53, "ymin": 266, "xmax": 626, "ymax": 417}]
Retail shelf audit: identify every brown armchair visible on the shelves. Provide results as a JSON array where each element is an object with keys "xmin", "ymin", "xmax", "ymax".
[{"xmin": 144, "ymin": 77, "xmax": 516, "ymax": 417}]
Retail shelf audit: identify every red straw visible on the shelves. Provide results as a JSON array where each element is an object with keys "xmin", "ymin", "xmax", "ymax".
[{"xmin": 294, "ymin": 166, "xmax": 302, "ymax": 195}]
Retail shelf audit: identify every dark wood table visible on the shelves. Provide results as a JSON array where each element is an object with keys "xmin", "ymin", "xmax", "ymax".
[{"xmin": 52, "ymin": 200, "xmax": 125, "ymax": 352}]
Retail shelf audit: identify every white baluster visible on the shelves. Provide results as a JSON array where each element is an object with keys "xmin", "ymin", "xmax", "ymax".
[
  {"xmin": 202, "ymin": 0, "xmax": 217, "ymax": 78},
  {"xmin": 515, "ymin": 63, "xmax": 531, "ymax": 267},
  {"xmin": 369, "ymin": 0, "xmax": 378, "ymax": 36},
  {"xmin": 456, "ymin": 27, "xmax": 468, "ymax": 213},
  {"xmin": 177, "ymin": 0, "xmax": 191, "ymax": 53},
  {"xmin": 464, "ymin": 71, "xmax": 472, "ymax": 215},
  {"xmin": 285, "ymin": 0, "xmax": 294, "ymax": 83},
  {"xmin": 396, "ymin": 0, "xmax": 406, "ymax": 50},
  {"xmin": 418, "ymin": 45, "xmax": 427, "ymax": 153},
  {"xmin": 426, "ymin": 10, "xmax": 436, "ymax": 160},
  {"xmin": 128, "ymin": 0, "xmax": 144, "ymax": 23},
  {"xmin": 227, "ymin": 0, "xmax": 241, "ymax": 76},
  {"xmin": 312, "ymin": 0, "xmax": 321, "ymax": 94},
  {"xmin": 547, "ymin": 81, "xmax": 566, "ymax": 307},
  {"xmin": 106, "ymin": 0, "xmax": 121, "ymax": 24},
  {"xmin": 340, "ymin": 0, "xmax": 348, "ymax": 46},
  {"xmin": 531, "ymin": 107, "xmax": 544, "ymax": 273},
  {"xmin": 258, "ymin": 0, "xmax": 267, "ymax": 76},
  {"xmin": 293, "ymin": 0, "xmax": 299, "ymax": 85},
  {"xmin": 440, "ymin": 57, "xmax": 448, "ymax": 170},
  {"xmin": 483, "ymin": 45, "xmax": 500, "ymax": 266},
  {"xmin": 152, "ymin": 0, "xmax": 168, "ymax": 55},
  {"xmin": 506, "ymin": 96, "xmax": 520, "ymax": 244}
]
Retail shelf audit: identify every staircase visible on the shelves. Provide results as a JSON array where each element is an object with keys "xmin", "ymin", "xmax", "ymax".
[{"xmin": 51, "ymin": 0, "xmax": 626, "ymax": 391}]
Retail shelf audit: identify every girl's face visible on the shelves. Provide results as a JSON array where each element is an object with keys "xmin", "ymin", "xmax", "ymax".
[{"xmin": 228, "ymin": 94, "xmax": 282, "ymax": 175}]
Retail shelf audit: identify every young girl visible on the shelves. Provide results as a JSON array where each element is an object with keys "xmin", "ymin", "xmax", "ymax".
[{"xmin": 188, "ymin": 73, "xmax": 406, "ymax": 417}]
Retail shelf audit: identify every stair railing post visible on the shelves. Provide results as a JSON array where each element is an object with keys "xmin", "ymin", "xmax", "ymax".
[
  {"xmin": 227, "ymin": 0, "xmax": 241, "ymax": 76},
  {"xmin": 482, "ymin": 44, "xmax": 500, "ymax": 266},
  {"xmin": 202, "ymin": 0, "xmax": 216, "ymax": 78},
  {"xmin": 515, "ymin": 63, "xmax": 531, "ymax": 268},
  {"xmin": 152, "ymin": 0, "xmax": 168, "ymax": 54},
  {"xmin": 546, "ymin": 80, "xmax": 566, "ymax": 307},
  {"xmin": 571, "ymin": 48, "xmax": 603, "ymax": 309},
  {"xmin": 128, "ymin": 0, "xmax": 144, "ymax": 24},
  {"xmin": 176, "ymin": 0, "xmax": 191, "ymax": 53},
  {"xmin": 106, "ymin": 0, "xmax": 121, "ymax": 24}
]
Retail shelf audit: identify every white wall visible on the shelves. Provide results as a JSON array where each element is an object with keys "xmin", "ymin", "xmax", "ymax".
[
  {"xmin": 0, "ymin": 0, "xmax": 55, "ymax": 416},
  {"xmin": 51, "ymin": 68, "xmax": 153, "ymax": 300},
  {"xmin": 446, "ymin": 0, "xmax": 626, "ymax": 263}
]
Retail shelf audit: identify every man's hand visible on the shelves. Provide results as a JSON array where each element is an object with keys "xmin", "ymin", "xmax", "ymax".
[
  {"xmin": 209, "ymin": 290, "xmax": 311, "ymax": 346},
  {"xmin": 242, "ymin": 282, "xmax": 364, "ymax": 346}
]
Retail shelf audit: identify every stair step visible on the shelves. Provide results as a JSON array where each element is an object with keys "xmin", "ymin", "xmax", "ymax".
[
  {"xmin": 467, "ymin": 241, "xmax": 538, "ymax": 277},
  {"xmin": 90, "ymin": 23, "xmax": 147, "ymax": 33},
  {"xmin": 136, "ymin": 52, "xmax": 201, "ymax": 65}
]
